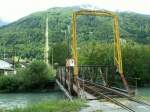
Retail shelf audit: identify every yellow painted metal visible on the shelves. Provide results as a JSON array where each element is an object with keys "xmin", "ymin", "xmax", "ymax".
[
  {"xmin": 113, "ymin": 16, "xmax": 129, "ymax": 91},
  {"xmin": 71, "ymin": 10, "xmax": 129, "ymax": 91},
  {"xmin": 72, "ymin": 13, "xmax": 78, "ymax": 79},
  {"xmin": 113, "ymin": 15, "xmax": 123, "ymax": 74}
]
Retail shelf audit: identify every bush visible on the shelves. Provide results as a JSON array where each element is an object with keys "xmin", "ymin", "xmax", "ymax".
[
  {"xmin": 22, "ymin": 61, "xmax": 55, "ymax": 90},
  {"xmin": 0, "ymin": 75, "xmax": 20, "ymax": 92},
  {"xmin": 0, "ymin": 61, "xmax": 55, "ymax": 92}
]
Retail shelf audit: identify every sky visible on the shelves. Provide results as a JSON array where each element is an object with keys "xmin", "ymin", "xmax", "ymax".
[{"xmin": 0, "ymin": 0, "xmax": 149, "ymax": 22}]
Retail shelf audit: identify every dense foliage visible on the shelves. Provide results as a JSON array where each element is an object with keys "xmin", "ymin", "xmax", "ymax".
[
  {"xmin": 0, "ymin": 7, "xmax": 149, "ymax": 87},
  {"xmin": 0, "ymin": 7, "xmax": 150, "ymax": 60},
  {"xmin": 49, "ymin": 42, "xmax": 68, "ymax": 65},
  {"xmin": 78, "ymin": 42, "xmax": 150, "ymax": 86},
  {"xmin": 0, "ymin": 61, "xmax": 55, "ymax": 92}
]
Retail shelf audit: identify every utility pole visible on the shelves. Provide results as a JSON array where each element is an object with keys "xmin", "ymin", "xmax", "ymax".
[
  {"xmin": 44, "ymin": 14, "xmax": 49, "ymax": 65},
  {"xmin": 67, "ymin": 25, "xmax": 70, "ymax": 58},
  {"xmin": 51, "ymin": 46, "xmax": 53, "ymax": 67},
  {"xmin": 3, "ymin": 47, "xmax": 5, "ymax": 75},
  {"xmin": 13, "ymin": 46, "xmax": 16, "ymax": 74},
  {"xmin": 3, "ymin": 48, "xmax": 5, "ymax": 60}
]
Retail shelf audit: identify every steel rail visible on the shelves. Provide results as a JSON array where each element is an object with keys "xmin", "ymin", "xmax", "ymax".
[
  {"xmin": 78, "ymin": 78, "xmax": 150, "ymax": 107},
  {"xmin": 82, "ymin": 83, "xmax": 135, "ymax": 112}
]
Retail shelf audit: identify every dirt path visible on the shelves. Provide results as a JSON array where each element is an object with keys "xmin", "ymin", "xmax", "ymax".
[{"xmin": 79, "ymin": 100, "xmax": 150, "ymax": 112}]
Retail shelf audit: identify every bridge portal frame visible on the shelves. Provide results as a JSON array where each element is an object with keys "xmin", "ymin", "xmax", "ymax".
[{"xmin": 71, "ymin": 10, "xmax": 129, "ymax": 92}]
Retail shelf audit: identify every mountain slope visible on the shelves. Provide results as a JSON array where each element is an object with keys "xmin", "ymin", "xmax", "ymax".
[{"xmin": 0, "ymin": 7, "xmax": 150, "ymax": 59}]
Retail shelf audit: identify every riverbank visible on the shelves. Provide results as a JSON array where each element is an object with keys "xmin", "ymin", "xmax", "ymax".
[
  {"xmin": 0, "ymin": 87, "xmax": 150, "ymax": 112},
  {"xmin": 0, "ymin": 61, "xmax": 56, "ymax": 93},
  {"xmin": 0, "ymin": 99, "xmax": 86, "ymax": 112}
]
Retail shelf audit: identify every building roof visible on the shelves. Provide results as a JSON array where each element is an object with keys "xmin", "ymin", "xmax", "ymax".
[{"xmin": 0, "ymin": 60, "xmax": 13, "ymax": 70}]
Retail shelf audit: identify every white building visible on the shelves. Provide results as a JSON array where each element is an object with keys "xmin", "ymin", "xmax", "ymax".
[{"xmin": 0, "ymin": 60, "xmax": 14, "ymax": 75}]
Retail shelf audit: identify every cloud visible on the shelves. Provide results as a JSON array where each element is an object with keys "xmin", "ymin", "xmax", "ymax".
[{"xmin": 0, "ymin": 0, "xmax": 149, "ymax": 22}]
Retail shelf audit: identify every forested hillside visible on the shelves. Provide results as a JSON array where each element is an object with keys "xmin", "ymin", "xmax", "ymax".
[{"xmin": 0, "ymin": 7, "xmax": 150, "ymax": 60}]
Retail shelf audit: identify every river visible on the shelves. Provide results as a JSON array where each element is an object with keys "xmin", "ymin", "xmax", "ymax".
[
  {"xmin": 0, "ymin": 91, "xmax": 65, "ymax": 110},
  {"xmin": 136, "ymin": 87, "xmax": 150, "ymax": 97},
  {"xmin": 0, "ymin": 88, "xmax": 150, "ymax": 110}
]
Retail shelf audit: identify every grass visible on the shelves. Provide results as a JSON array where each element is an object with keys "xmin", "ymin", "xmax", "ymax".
[{"xmin": 1, "ymin": 99, "xmax": 86, "ymax": 112}]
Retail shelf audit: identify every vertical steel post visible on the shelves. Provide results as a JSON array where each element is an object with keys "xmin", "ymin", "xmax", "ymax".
[
  {"xmin": 113, "ymin": 15, "xmax": 129, "ymax": 92},
  {"xmin": 71, "ymin": 10, "xmax": 130, "ymax": 94},
  {"xmin": 72, "ymin": 13, "xmax": 78, "ymax": 80}
]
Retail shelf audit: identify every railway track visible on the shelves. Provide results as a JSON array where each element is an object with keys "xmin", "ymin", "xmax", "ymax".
[{"xmin": 78, "ymin": 78, "xmax": 150, "ymax": 112}]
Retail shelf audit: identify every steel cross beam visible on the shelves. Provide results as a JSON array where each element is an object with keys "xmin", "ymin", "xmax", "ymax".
[{"xmin": 71, "ymin": 10, "xmax": 130, "ymax": 92}]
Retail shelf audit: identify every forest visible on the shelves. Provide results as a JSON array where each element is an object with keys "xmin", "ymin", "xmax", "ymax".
[{"xmin": 0, "ymin": 7, "xmax": 149, "ymax": 86}]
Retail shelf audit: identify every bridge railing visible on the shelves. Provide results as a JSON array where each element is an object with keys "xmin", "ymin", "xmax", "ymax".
[
  {"xmin": 77, "ymin": 65, "xmax": 115, "ymax": 86},
  {"xmin": 56, "ymin": 65, "xmax": 136, "ymax": 94},
  {"xmin": 56, "ymin": 65, "xmax": 116, "ymax": 86}
]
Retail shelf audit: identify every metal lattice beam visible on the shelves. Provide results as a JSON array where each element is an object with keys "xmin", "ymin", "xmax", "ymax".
[{"xmin": 71, "ymin": 9, "xmax": 129, "ymax": 92}]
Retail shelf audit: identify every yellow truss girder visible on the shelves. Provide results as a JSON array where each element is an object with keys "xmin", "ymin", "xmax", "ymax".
[{"xmin": 71, "ymin": 10, "xmax": 129, "ymax": 91}]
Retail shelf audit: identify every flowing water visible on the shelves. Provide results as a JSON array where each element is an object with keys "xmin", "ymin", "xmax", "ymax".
[
  {"xmin": 136, "ymin": 87, "xmax": 150, "ymax": 97},
  {"xmin": 0, "ymin": 91, "xmax": 65, "ymax": 110},
  {"xmin": 0, "ymin": 88, "xmax": 150, "ymax": 111}
]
